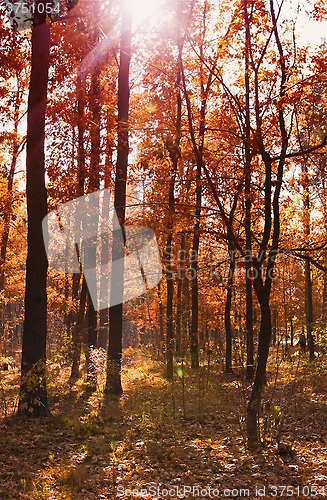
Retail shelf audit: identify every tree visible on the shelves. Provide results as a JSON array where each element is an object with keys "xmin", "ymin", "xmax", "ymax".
[
  {"xmin": 18, "ymin": 11, "xmax": 51, "ymax": 416},
  {"xmin": 192, "ymin": 0, "xmax": 327, "ymax": 448},
  {"xmin": 105, "ymin": 0, "xmax": 132, "ymax": 395},
  {"xmin": 18, "ymin": 0, "xmax": 83, "ymax": 415}
]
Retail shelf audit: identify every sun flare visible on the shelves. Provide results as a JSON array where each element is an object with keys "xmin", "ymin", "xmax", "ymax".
[{"xmin": 127, "ymin": 0, "xmax": 162, "ymax": 28}]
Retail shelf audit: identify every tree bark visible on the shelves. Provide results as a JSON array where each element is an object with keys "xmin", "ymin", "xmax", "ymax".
[
  {"xmin": 105, "ymin": 1, "xmax": 131, "ymax": 395},
  {"xmin": 85, "ymin": 27, "xmax": 101, "ymax": 389},
  {"xmin": 165, "ymin": 232, "xmax": 174, "ymax": 379},
  {"xmin": 18, "ymin": 17, "xmax": 50, "ymax": 417},
  {"xmin": 225, "ymin": 250, "xmax": 235, "ymax": 374},
  {"xmin": 0, "ymin": 129, "xmax": 19, "ymax": 292},
  {"xmin": 305, "ymin": 259, "xmax": 314, "ymax": 360},
  {"xmin": 98, "ymin": 141, "xmax": 113, "ymax": 349},
  {"xmin": 157, "ymin": 281, "xmax": 165, "ymax": 354},
  {"xmin": 190, "ymin": 160, "xmax": 201, "ymax": 369},
  {"xmin": 165, "ymin": 47, "xmax": 182, "ymax": 379},
  {"xmin": 323, "ymin": 249, "xmax": 327, "ymax": 325},
  {"xmin": 302, "ymin": 163, "xmax": 315, "ymax": 360},
  {"xmin": 246, "ymin": 279, "xmax": 271, "ymax": 448},
  {"xmin": 68, "ymin": 69, "xmax": 86, "ymax": 372},
  {"xmin": 175, "ymin": 233, "xmax": 186, "ymax": 353},
  {"xmin": 243, "ymin": 1, "xmax": 254, "ymax": 380},
  {"xmin": 70, "ymin": 275, "xmax": 87, "ymax": 379}
]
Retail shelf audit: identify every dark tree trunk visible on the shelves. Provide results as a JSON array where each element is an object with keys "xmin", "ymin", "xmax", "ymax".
[
  {"xmin": 165, "ymin": 66, "xmax": 182, "ymax": 379},
  {"xmin": 71, "ymin": 275, "xmax": 87, "ymax": 379},
  {"xmin": 98, "ymin": 304, "xmax": 109, "ymax": 349},
  {"xmin": 301, "ymin": 163, "xmax": 314, "ymax": 359},
  {"xmin": 305, "ymin": 259, "xmax": 314, "ymax": 360},
  {"xmin": 0, "ymin": 142, "xmax": 19, "ymax": 292},
  {"xmin": 246, "ymin": 280, "xmax": 271, "ymax": 448},
  {"xmin": 85, "ymin": 36, "xmax": 101, "ymax": 389},
  {"xmin": 157, "ymin": 281, "xmax": 165, "ymax": 354},
  {"xmin": 190, "ymin": 161, "xmax": 201, "ymax": 369},
  {"xmin": 225, "ymin": 250, "xmax": 235, "ymax": 374},
  {"xmin": 105, "ymin": 2, "xmax": 131, "ymax": 395},
  {"xmin": 98, "ymin": 121, "xmax": 114, "ymax": 350},
  {"xmin": 68, "ymin": 69, "xmax": 86, "ymax": 365},
  {"xmin": 86, "ymin": 294, "xmax": 97, "ymax": 390},
  {"xmin": 245, "ymin": 271, "xmax": 254, "ymax": 379},
  {"xmin": 77, "ymin": 70, "xmax": 86, "ymax": 198},
  {"xmin": 165, "ymin": 231, "xmax": 174, "ymax": 379},
  {"xmin": 18, "ymin": 18, "xmax": 50, "ymax": 417},
  {"xmin": 63, "ymin": 271, "xmax": 70, "ymax": 336},
  {"xmin": 243, "ymin": 10, "xmax": 254, "ymax": 380},
  {"xmin": 175, "ymin": 233, "xmax": 185, "ymax": 353},
  {"xmin": 323, "ymin": 249, "xmax": 327, "ymax": 325}
]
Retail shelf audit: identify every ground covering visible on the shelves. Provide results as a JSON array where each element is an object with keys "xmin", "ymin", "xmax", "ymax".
[{"xmin": 0, "ymin": 348, "xmax": 326, "ymax": 499}]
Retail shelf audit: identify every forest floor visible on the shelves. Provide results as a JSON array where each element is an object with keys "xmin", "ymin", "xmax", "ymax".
[{"xmin": 0, "ymin": 347, "xmax": 326, "ymax": 499}]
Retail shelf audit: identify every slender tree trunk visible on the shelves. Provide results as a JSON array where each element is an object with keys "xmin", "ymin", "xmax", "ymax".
[
  {"xmin": 98, "ymin": 304, "xmax": 109, "ymax": 349},
  {"xmin": 86, "ymin": 294, "xmax": 97, "ymax": 389},
  {"xmin": 98, "ymin": 141, "xmax": 112, "ymax": 349},
  {"xmin": 302, "ymin": 163, "xmax": 314, "ymax": 360},
  {"xmin": 165, "ymin": 64, "xmax": 182, "ymax": 379},
  {"xmin": 77, "ymin": 70, "xmax": 86, "ymax": 198},
  {"xmin": 290, "ymin": 317, "xmax": 294, "ymax": 347},
  {"xmin": 63, "ymin": 271, "xmax": 70, "ymax": 336},
  {"xmin": 243, "ymin": 0, "xmax": 255, "ymax": 380},
  {"xmin": 225, "ymin": 249, "xmax": 235, "ymax": 374},
  {"xmin": 0, "ymin": 146, "xmax": 19, "ymax": 291},
  {"xmin": 190, "ymin": 161, "xmax": 201, "ymax": 369},
  {"xmin": 18, "ymin": 18, "xmax": 50, "ymax": 417},
  {"xmin": 105, "ymin": 1, "xmax": 131, "ymax": 395},
  {"xmin": 165, "ymin": 231, "xmax": 174, "ymax": 379},
  {"xmin": 305, "ymin": 260, "xmax": 314, "ymax": 359},
  {"xmin": 69, "ymin": 68, "xmax": 86, "ymax": 357},
  {"xmin": 158, "ymin": 281, "xmax": 165, "ymax": 354},
  {"xmin": 323, "ymin": 249, "xmax": 327, "ymax": 325},
  {"xmin": 0, "ymin": 83, "xmax": 23, "ymax": 292},
  {"xmin": 246, "ymin": 278, "xmax": 271, "ymax": 448},
  {"xmin": 71, "ymin": 276, "xmax": 87, "ymax": 379},
  {"xmin": 245, "ymin": 269, "xmax": 254, "ymax": 379},
  {"xmin": 85, "ymin": 38, "xmax": 101, "ymax": 389},
  {"xmin": 175, "ymin": 233, "xmax": 185, "ymax": 353}
]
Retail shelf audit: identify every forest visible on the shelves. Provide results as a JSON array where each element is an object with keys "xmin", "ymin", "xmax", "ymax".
[{"xmin": 0, "ymin": 0, "xmax": 326, "ymax": 498}]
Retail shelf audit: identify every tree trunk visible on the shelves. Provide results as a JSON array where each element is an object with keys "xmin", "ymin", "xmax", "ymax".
[
  {"xmin": 98, "ymin": 120, "xmax": 114, "ymax": 350},
  {"xmin": 190, "ymin": 161, "xmax": 201, "ymax": 369},
  {"xmin": 323, "ymin": 249, "xmax": 327, "ymax": 325},
  {"xmin": 302, "ymin": 163, "xmax": 314, "ymax": 360},
  {"xmin": 305, "ymin": 259, "xmax": 314, "ymax": 360},
  {"xmin": 85, "ymin": 33, "xmax": 101, "ymax": 389},
  {"xmin": 86, "ymin": 293, "xmax": 97, "ymax": 390},
  {"xmin": 158, "ymin": 281, "xmax": 165, "ymax": 354},
  {"xmin": 166, "ymin": 232, "xmax": 174, "ymax": 379},
  {"xmin": 18, "ymin": 17, "xmax": 50, "ymax": 417},
  {"xmin": 0, "ymin": 143, "xmax": 19, "ymax": 292},
  {"xmin": 225, "ymin": 250, "xmax": 235, "ymax": 374},
  {"xmin": 243, "ymin": 0, "xmax": 254, "ymax": 380},
  {"xmin": 290, "ymin": 316, "xmax": 294, "ymax": 347},
  {"xmin": 245, "ymin": 270, "xmax": 254, "ymax": 379},
  {"xmin": 105, "ymin": 1, "xmax": 131, "ymax": 395},
  {"xmin": 71, "ymin": 276, "xmax": 87, "ymax": 379},
  {"xmin": 165, "ymin": 72, "xmax": 182, "ymax": 379},
  {"xmin": 246, "ymin": 282, "xmax": 271, "ymax": 449},
  {"xmin": 175, "ymin": 233, "xmax": 185, "ymax": 353}
]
